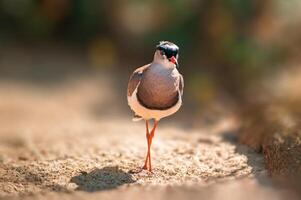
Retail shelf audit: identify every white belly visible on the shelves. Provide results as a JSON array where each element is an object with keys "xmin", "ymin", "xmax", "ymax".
[{"xmin": 127, "ymin": 87, "xmax": 182, "ymax": 121}]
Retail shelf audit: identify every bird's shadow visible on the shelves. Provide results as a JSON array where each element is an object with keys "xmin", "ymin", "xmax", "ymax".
[{"xmin": 70, "ymin": 166, "xmax": 136, "ymax": 192}]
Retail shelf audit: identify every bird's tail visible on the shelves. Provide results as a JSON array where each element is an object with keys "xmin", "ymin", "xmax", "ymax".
[{"xmin": 132, "ymin": 114, "xmax": 143, "ymax": 122}]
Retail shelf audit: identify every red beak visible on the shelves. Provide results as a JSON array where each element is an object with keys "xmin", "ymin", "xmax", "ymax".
[{"xmin": 169, "ymin": 56, "xmax": 178, "ymax": 67}]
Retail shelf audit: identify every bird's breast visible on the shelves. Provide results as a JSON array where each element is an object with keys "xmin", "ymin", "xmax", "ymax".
[{"xmin": 137, "ymin": 67, "xmax": 179, "ymax": 110}]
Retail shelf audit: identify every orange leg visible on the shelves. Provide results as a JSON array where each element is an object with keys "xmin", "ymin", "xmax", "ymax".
[
  {"xmin": 148, "ymin": 120, "xmax": 158, "ymax": 171},
  {"xmin": 142, "ymin": 120, "xmax": 158, "ymax": 172},
  {"xmin": 142, "ymin": 120, "xmax": 150, "ymax": 170}
]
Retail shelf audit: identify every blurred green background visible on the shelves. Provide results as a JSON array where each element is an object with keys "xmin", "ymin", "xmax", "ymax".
[{"xmin": 1, "ymin": 0, "xmax": 301, "ymax": 116}]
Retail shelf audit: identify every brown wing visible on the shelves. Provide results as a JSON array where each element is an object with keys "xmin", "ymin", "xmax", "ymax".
[
  {"xmin": 179, "ymin": 74, "xmax": 184, "ymax": 96},
  {"xmin": 127, "ymin": 64, "xmax": 150, "ymax": 96}
]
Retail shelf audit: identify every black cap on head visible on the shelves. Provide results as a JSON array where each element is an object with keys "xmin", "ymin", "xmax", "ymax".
[{"xmin": 156, "ymin": 41, "xmax": 179, "ymax": 59}]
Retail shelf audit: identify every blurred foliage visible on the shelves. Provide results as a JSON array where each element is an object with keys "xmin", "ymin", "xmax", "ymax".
[{"xmin": 1, "ymin": 0, "xmax": 301, "ymax": 103}]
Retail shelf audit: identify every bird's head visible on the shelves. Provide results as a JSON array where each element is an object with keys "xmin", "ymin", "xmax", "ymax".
[{"xmin": 154, "ymin": 41, "xmax": 179, "ymax": 68}]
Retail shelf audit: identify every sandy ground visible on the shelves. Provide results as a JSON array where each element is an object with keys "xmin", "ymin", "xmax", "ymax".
[{"xmin": 0, "ymin": 75, "xmax": 297, "ymax": 199}]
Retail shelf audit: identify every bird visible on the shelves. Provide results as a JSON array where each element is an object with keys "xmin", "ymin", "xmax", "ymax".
[{"xmin": 127, "ymin": 41, "xmax": 184, "ymax": 172}]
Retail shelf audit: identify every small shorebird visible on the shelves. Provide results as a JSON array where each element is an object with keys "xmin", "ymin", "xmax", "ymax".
[{"xmin": 127, "ymin": 41, "xmax": 184, "ymax": 172}]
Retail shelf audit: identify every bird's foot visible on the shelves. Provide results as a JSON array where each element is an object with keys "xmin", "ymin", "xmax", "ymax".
[
  {"xmin": 142, "ymin": 164, "xmax": 148, "ymax": 170},
  {"xmin": 142, "ymin": 164, "xmax": 153, "ymax": 173}
]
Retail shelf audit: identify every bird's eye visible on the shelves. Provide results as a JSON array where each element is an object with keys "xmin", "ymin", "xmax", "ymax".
[
  {"xmin": 160, "ymin": 50, "xmax": 165, "ymax": 55},
  {"xmin": 165, "ymin": 51, "xmax": 177, "ymax": 59}
]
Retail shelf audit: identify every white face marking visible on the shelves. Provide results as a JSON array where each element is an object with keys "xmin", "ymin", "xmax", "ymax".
[
  {"xmin": 153, "ymin": 50, "xmax": 176, "ymax": 69},
  {"xmin": 154, "ymin": 50, "xmax": 166, "ymax": 61}
]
